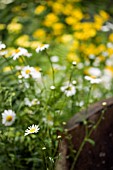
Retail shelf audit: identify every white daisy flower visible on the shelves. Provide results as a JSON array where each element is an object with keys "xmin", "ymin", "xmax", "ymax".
[
  {"xmin": 36, "ymin": 44, "xmax": 49, "ymax": 53},
  {"xmin": 0, "ymin": 41, "xmax": 6, "ymax": 50},
  {"xmin": 24, "ymin": 124, "xmax": 40, "ymax": 136},
  {"xmin": 12, "ymin": 47, "xmax": 32, "ymax": 60},
  {"xmin": 61, "ymin": 82, "xmax": 76, "ymax": 97},
  {"xmin": 21, "ymin": 65, "xmax": 33, "ymax": 79},
  {"xmin": 2, "ymin": 110, "xmax": 16, "ymax": 126},
  {"xmin": 85, "ymin": 76, "xmax": 102, "ymax": 84},
  {"xmin": 30, "ymin": 68, "xmax": 41, "ymax": 79},
  {"xmin": 87, "ymin": 67, "xmax": 101, "ymax": 77},
  {"xmin": 101, "ymin": 25, "xmax": 110, "ymax": 32},
  {"xmin": 21, "ymin": 65, "xmax": 41, "ymax": 79}
]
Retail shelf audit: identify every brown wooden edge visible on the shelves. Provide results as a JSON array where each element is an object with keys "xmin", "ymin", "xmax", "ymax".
[{"xmin": 55, "ymin": 97, "xmax": 113, "ymax": 170}]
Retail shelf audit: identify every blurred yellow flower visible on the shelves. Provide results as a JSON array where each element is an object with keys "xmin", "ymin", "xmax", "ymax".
[
  {"xmin": 98, "ymin": 55, "xmax": 106, "ymax": 62},
  {"xmin": 107, "ymin": 48, "xmax": 113, "ymax": 56},
  {"xmin": 15, "ymin": 35, "xmax": 30, "ymax": 47},
  {"xmin": 94, "ymin": 15, "xmax": 104, "ymax": 30},
  {"xmin": 109, "ymin": 33, "xmax": 113, "ymax": 42},
  {"xmin": 99, "ymin": 10, "xmax": 109, "ymax": 21},
  {"xmin": 73, "ymin": 22, "xmax": 97, "ymax": 40},
  {"xmin": 69, "ymin": 40, "xmax": 79, "ymax": 51},
  {"xmin": 3, "ymin": 66, "xmax": 11, "ymax": 72},
  {"xmin": 72, "ymin": 22, "xmax": 82, "ymax": 30},
  {"xmin": 106, "ymin": 66, "xmax": 113, "ymax": 75},
  {"xmin": 73, "ymin": 22, "xmax": 95, "ymax": 31},
  {"xmin": 74, "ymin": 29, "xmax": 96, "ymax": 40},
  {"xmin": 82, "ymin": 22, "xmax": 94, "ymax": 29},
  {"xmin": 60, "ymin": 34, "xmax": 73, "ymax": 44},
  {"xmin": 43, "ymin": 13, "xmax": 58, "ymax": 27},
  {"xmin": 80, "ymin": 44, "xmax": 96, "ymax": 56},
  {"xmin": 65, "ymin": 16, "xmax": 77, "ymax": 25},
  {"xmin": 86, "ymin": 45, "xmax": 97, "ymax": 55},
  {"xmin": 7, "ymin": 22, "xmax": 22, "ymax": 33},
  {"xmin": 30, "ymin": 41, "xmax": 41, "ymax": 49},
  {"xmin": 57, "ymin": 0, "xmax": 65, "ymax": 3},
  {"xmin": 47, "ymin": 1, "xmax": 54, "ymax": 6},
  {"xmin": 81, "ymin": 44, "xmax": 106, "ymax": 56},
  {"xmin": 71, "ymin": 9, "xmax": 83, "ymax": 21},
  {"xmin": 5, "ymin": 47, "xmax": 15, "ymax": 57},
  {"xmin": 34, "ymin": 5, "xmax": 46, "ymax": 15},
  {"xmin": 97, "ymin": 44, "xmax": 106, "ymax": 53},
  {"xmin": 52, "ymin": 23, "xmax": 64, "ymax": 35},
  {"xmin": 33, "ymin": 29, "xmax": 46, "ymax": 40},
  {"xmin": 62, "ymin": 4, "xmax": 74, "ymax": 15},
  {"xmin": 67, "ymin": 52, "xmax": 80, "ymax": 62},
  {"xmin": 0, "ymin": 23, "xmax": 5, "ymax": 30},
  {"xmin": 52, "ymin": 2, "xmax": 64, "ymax": 14}
]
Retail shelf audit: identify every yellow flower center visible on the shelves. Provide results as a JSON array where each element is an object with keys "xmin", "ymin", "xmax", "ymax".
[
  {"xmin": 6, "ymin": 115, "xmax": 13, "ymax": 122},
  {"xmin": 29, "ymin": 128, "xmax": 36, "ymax": 133},
  {"xmin": 91, "ymin": 75, "xmax": 96, "ymax": 79},
  {"xmin": 15, "ymin": 49, "xmax": 20, "ymax": 53},
  {"xmin": 25, "ymin": 69, "xmax": 31, "ymax": 74},
  {"xmin": 40, "ymin": 44, "xmax": 44, "ymax": 48}
]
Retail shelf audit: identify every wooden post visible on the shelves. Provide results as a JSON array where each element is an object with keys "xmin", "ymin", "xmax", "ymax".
[{"xmin": 56, "ymin": 98, "xmax": 113, "ymax": 170}]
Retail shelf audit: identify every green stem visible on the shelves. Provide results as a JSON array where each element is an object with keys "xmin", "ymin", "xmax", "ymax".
[
  {"xmin": 70, "ymin": 137, "xmax": 86, "ymax": 170},
  {"xmin": 2, "ymin": 56, "xmax": 17, "ymax": 80},
  {"xmin": 85, "ymin": 85, "xmax": 92, "ymax": 114},
  {"xmin": 20, "ymin": 56, "xmax": 28, "ymax": 65},
  {"xmin": 69, "ymin": 65, "xmax": 75, "ymax": 83},
  {"xmin": 45, "ymin": 51, "xmax": 55, "ymax": 87},
  {"xmin": 89, "ymin": 109, "xmax": 106, "ymax": 136}
]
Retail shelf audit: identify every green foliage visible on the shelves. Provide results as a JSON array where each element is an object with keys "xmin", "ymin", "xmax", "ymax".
[{"xmin": 0, "ymin": 0, "xmax": 113, "ymax": 169}]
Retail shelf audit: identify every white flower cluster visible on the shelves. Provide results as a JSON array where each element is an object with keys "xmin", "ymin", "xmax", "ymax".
[{"xmin": 12, "ymin": 47, "xmax": 32, "ymax": 60}]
